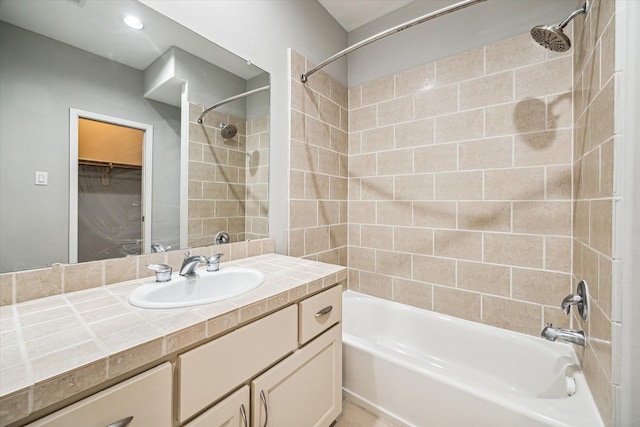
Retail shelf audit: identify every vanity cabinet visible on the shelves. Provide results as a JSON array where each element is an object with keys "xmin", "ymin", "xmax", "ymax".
[
  {"xmin": 183, "ymin": 386, "xmax": 249, "ymax": 427},
  {"xmin": 251, "ymin": 324, "xmax": 342, "ymax": 427},
  {"xmin": 26, "ymin": 362, "xmax": 172, "ymax": 427}
]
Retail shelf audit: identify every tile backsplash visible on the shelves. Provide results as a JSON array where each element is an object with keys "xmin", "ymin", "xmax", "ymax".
[{"xmin": 0, "ymin": 239, "xmax": 275, "ymax": 305}]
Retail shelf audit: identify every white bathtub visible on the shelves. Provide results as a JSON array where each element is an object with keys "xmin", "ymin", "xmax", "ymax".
[{"xmin": 342, "ymin": 291, "xmax": 604, "ymax": 427}]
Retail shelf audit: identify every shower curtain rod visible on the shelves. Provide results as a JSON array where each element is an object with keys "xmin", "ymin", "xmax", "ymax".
[
  {"xmin": 197, "ymin": 85, "xmax": 270, "ymax": 124},
  {"xmin": 301, "ymin": 0, "xmax": 487, "ymax": 83}
]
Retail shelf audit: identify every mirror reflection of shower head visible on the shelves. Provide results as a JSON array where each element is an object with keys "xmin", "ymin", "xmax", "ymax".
[
  {"xmin": 530, "ymin": 1, "xmax": 589, "ymax": 52},
  {"xmin": 219, "ymin": 123, "xmax": 237, "ymax": 139}
]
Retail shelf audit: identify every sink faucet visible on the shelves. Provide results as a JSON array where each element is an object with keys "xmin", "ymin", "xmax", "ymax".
[
  {"xmin": 541, "ymin": 323, "xmax": 586, "ymax": 346},
  {"xmin": 179, "ymin": 252, "xmax": 207, "ymax": 276}
]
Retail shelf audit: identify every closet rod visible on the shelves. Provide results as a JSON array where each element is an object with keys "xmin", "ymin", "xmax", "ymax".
[
  {"xmin": 301, "ymin": 0, "xmax": 486, "ymax": 83},
  {"xmin": 197, "ymin": 85, "xmax": 270, "ymax": 124}
]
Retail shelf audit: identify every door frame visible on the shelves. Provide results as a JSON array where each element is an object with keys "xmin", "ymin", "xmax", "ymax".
[{"xmin": 69, "ymin": 108, "xmax": 153, "ymax": 263}]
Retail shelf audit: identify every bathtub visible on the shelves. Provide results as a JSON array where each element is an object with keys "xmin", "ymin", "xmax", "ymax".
[{"xmin": 342, "ymin": 291, "xmax": 604, "ymax": 427}]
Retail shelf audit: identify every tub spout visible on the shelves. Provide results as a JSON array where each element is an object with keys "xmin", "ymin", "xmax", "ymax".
[{"xmin": 541, "ymin": 323, "xmax": 585, "ymax": 346}]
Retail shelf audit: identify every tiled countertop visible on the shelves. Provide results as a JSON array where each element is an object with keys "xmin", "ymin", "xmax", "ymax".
[{"xmin": 0, "ymin": 254, "xmax": 347, "ymax": 425}]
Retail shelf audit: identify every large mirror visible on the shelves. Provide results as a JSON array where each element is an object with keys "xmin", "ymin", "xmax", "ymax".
[{"xmin": 0, "ymin": 0, "xmax": 270, "ymax": 273}]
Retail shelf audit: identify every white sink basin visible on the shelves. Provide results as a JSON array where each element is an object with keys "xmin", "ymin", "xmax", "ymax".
[{"xmin": 128, "ymin": 267, "xmax": 266, "ymax": 309}]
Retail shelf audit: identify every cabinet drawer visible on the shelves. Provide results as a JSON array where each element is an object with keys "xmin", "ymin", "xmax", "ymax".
[
  {"xmin": 178, "ymin": 305, "xmax": 298, "ymax": 423},
  {"xmin": 27, "ymin": 363, "xmax": 172, "ymax": 427},
  {"xmin": 184, "ymin": 385, "xmax": 249, "ymax": 427},
  {"xmin": 299, "ymin": 285, "xmax": 342, "ymax": 345}
]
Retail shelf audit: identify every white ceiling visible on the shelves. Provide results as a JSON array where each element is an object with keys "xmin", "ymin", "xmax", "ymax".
[{"xmin": 318, "ymin": 0, "xmax": 415, "ymax": 32}]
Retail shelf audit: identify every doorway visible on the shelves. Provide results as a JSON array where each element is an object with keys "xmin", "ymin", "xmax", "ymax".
[{"xmin": 69, "ymin": 109, "xmax": 153, "ymax": 263}]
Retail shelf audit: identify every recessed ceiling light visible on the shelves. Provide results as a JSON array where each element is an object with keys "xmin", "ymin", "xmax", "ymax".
[{"xmin": 123, "ymin": 15, "xmax": 144, "ymax": 30}]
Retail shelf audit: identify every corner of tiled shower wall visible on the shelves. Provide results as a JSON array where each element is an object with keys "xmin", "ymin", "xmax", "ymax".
[
  {"xmin": 572, "ymin": 0, "xmax": 615, "ymax": 424},
  {"xmin": 288, "ymin": 50, "xmax": 349, "ymax": 266},
  {"xmin": 347, "ymin": 31, "xmax": 574, "ymax": 336},
  {"xmin": 0, "ymin": 239, "xmax": 276, "ymax": 306}
]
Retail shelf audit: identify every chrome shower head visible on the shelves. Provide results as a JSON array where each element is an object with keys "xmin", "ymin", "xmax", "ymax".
[
  {"xmin": 530, "ymin": 25, "xmax": 571, "ymax": 52},
  {"xmin": 219, "ymin": 123, "xmax": 237, "ymax": 139},
  {"xmin": 530, "ymin": 1, "xmax": 588, "ymax": 52}
]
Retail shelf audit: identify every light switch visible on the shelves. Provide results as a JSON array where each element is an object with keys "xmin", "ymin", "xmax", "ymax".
[{"xmin": 35, "ymin": 171, "xmax": 48, "ymax": 186}]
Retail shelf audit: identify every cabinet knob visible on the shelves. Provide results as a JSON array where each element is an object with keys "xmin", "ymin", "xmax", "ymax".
[
  {"xmin": 260, "ymin": 390, "xmax": 269, "ymax": 427},
  {"xmin": 106, "ymin": 416, "xmax": 133, "ymax": 427}
]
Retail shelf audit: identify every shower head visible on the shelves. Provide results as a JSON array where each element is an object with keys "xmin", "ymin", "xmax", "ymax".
[
  {"xmin": 219, "ymin": 123, "xmax": 237, "ymax": 139},
  {"xmin": 530, "ymin": 25, "xmax": 572, "ymax": 52},
  {"xmin": 530, "ymin": 1, "xmax": 589, "ymax": 52}
]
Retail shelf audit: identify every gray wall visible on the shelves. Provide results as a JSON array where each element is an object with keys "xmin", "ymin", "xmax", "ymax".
[
  {"xmin": 0, "ymin": 21, "xmax": 180, "ymax": 272},
  {"xmin": 140, "ymin": 0, "xmax": 348, "ymax": 255}
]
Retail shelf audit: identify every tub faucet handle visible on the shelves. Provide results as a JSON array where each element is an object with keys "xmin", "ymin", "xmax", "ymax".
[{"xmin": 560, "ymin": 280, "xmax": 590, "ymax": 320}]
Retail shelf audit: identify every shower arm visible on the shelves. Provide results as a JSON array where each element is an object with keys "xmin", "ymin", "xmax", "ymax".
[
  {"xmin": 197, "ymin": 85, "xmax": 270, "ymax": 124},
  {"xmin": 559, "ymin": 1, "xmax": 589, "ymax": 29},
  {"xmin": 301, "ymin": 0, "xmax": 486, "ymax": 83}
]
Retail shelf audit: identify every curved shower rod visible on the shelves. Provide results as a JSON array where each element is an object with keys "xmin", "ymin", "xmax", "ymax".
[
  {"xmin": 301, "ymin": 0, "xmax": 486, "ymax": 83},
  {"xmin": 197, "ymin": 85, "xmax": 270, "ymax": 124}
]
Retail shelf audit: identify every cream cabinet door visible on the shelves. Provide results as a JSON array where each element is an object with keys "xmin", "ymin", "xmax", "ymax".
[
  {"xmin": 184, "ymin": 386, "xmax": 249, "ymax": 427},
  {"xmin": 251, "ymin": 324, "xmax": 342, "ymax": 427},
  {"xmin": 27, "ymin": 363, "xmax": 172, "ymax": 427}
]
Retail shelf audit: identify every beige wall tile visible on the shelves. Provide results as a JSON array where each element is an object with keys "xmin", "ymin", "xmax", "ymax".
[
  {"xmin": 588, "ymin": 78, "xmax": 614, "ymax": 150},
  {"xmin": 515, "ymin": 57, "xmax": 572, "ymax": 99},
  {"xmin": 394, "ymin": 227, "xmax": 434, "ymax": 255},
  {"xmin": 485, "ymin": 167, "xmax": 545, "ymax": 200},
  {"xmin": 393, "ymin": 278, "xmax": 433, "ymax": 310},
  {"xmin": 348, "ymin": 86, "xmax": 362, "ymax": 110},
  {"xmin": 290, "ymin": 200, "xmax": 317, "ymax": 229},
  {"xmin": 377, "ymin": 201, "xmax": 412, "ymax": 226},
  {"xmin": 435, "ymin": 47, "xmax": 484, "ymax": 86},
  {"xmin": 0, "ymin": 274, "xmax": 13, "ymax": 306},
  {"xmin": 378, "ymin": 96, "xmax": 413, "ymax": 126},
  {"xmin": 395, "ymin": 174, "xmax": 434, "ymax": 201},
  {"xmin": 104, "ymin": 257, "xmax": 137, "ymax": 286},
  {"xmin": 485, "ymin": 99, "xmax": 546, "ymax": 137},
  {"xmin": 435, "ymin": 109, "xmax": 484, "ymax": 143},
  {"xmin": 350, "ymin": 105, "xmax": 377, "ymax": 132},
  {"xmin": 349, "ymin": 153, "xmax": 376, "ymax": 178},
  {"xmin": 413, "ymin": 201, "xmax": 457, "ymax": 228},
  {"xmin": 288, "ymin": 228, "xmax": 304, "ymax": 257},
  {"xmin": 458, "ymin": 201, "xmax": 511, "ymax": 232},
  {"xmin": 434, "ymin": 230, "xmax": 482, "ymax": 261},
  {"xmin": 319, "ymin": 97, "xmax": 341, "ymax": 129},
  {"xmin": 484, "ymin": 233, "xmax": 544, "ymax": 268},
  {"xmin": 415, "ymin": 85, "xmax": 458, "ymax": 119},
  {"xmin": 377, "ymin": 149, "xmax": 413, "ymax": 176},
  {"xmin": 395, "ymin": 118, "xmax": 435, "ymax": 148},
  {"xmin": 361, "ymin": 75, "xmax": 394, "ymax": 106},
  {"xmin": 412, "ymin": 255, "xmax": 455, "ymax": 286},
  {"xmin": 514, "ymin": 129, "xmax": 572, "ymax": 166},
  {"xmin": 361, "ymin": 225, "xmax": 393, "ymax": 250},
  {"xmin": 459, "ymin": 137, "xmax": 513, "ymax": 170},
  {"xmin": 545, "ymin": 237, "xmax": 572, "ymax": 273},
  {"xmin": 304, "ymin": 226, "xmax": 330, "ymax": 255},
  {"xmin": 395, "ymin": 63, "xmax": 436, "ymax": 97},
  {"xmin": 330, "ymin": 77, "xmax": 348, "ymax": 108},
  {"xmin": 513, "ymin": 201, "xmax": 572, "ymax": 236},
  {"xmin": 512, "ymin": 268, "xmax": 571, "ymax": 306},
  {"xmin": 460, "ymin": 71, "xmax": 514, "ymax": 110},
  {"xmin": 358, "ymin": 271, "xmax": 393, "ymax": 299},
  {"xmin": 414, "ymin": 143, "xmax": 457, "ymax": 173},
  {"xmin": 307, "ymin": 117, "xmax": 332, "ymax": 150},
  {"xmin": 482, "ymin": 295, "xmax": 542, "ymax": 336},
  {"xmin": 64, "ymin": 262, "xmax": 103, "ymax": 293},
  {"xmin": 361, "ymin": 177, "xmax": 394, "ymax": 200},
  {"xmin": 590, "ymin": 199, "xmax": 612, "ymax": 256},
  {"xmin": 290, "ymin": 139, "xmax": 318, "ymax": 172},
  {"xmin": 318, "ymin": 200, "xmax": 341, "ymax": 226},
  {"xmin": 433, "ymin": 286, "xmax": 481, "ymax": 322},
  {"xmin": 457, "ymin": 261, "xmax": 510, "ymax": 297},
  {"xmin": 362, "ymin": 126, "xmax": 394, "ymax": 153},
  {"xmin": 598, "ymin": 256, "xmax": 613, "ymax": 319},
  {"xmin": 15, "ymin": 267, "xmax": 62, "ymax": 303},
  {"xmin": 376, "ymin": 250, "xmax": 412, "ymax": 279},
  {"xmin": 547, "ymin": 165, "xmax": 573, "ymax": 200},
  {"xmin": 435, "ymin": 171, "xmax": 483, "ymax": 200},
  {"xmin": 349, "ymin": 201, "xmax": 376, "ymax": 224}
]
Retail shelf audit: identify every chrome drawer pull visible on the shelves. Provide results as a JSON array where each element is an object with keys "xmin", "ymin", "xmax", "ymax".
[
  {"xmin": 107, "ymin": 416, "xmax": 133, "ymax": 427},
  {"xmin": 260, "ymin": 390, "xmax": 269, "ymax": 427},
  {"xmin": 240, "ymin": 403, "xmax": 248, "ymax": 427},
  {"xmin": 315, "ymin": 306, "xmax": 333, "ymax": 317}
]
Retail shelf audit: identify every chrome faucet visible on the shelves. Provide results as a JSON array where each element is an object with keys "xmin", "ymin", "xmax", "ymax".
[
  {"xmin": 541, "ymin": 323, "xmax": 586, "ymax": 346},
  {"xmin": 179, "ymin": 252, "xmax": 207, "ymax": 276}
]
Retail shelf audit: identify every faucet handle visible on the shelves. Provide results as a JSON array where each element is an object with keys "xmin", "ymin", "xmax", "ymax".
[
  {"xmin": 207, "ymin": 253, "xmax": 224, "ymax": 272},
  {"xmin": 147, "ymin": 264, "xmax": 172, "ymax": 282}
]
